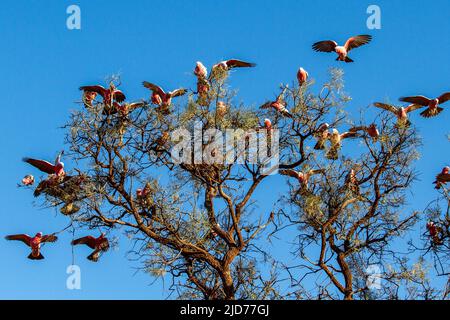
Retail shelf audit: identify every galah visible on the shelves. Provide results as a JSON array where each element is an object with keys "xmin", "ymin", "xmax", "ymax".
[
  {"xmin": 210, "ymin": 59, "xmax": 256, "ymax": 79},
  {"xmin": 260, "ymin": 87, "xmax": 293, "ymax": 118},
  {"xmin": 263, "ymin": 118, "xmax": 272, "ymax": 130},
  {"xmin": 373, "ymin": 102, "xmax": 424, "ymax": 127},
  {"xmin": 71, "ymin": 233, "xmax": 110, "ymax": 262},
  {"xmin": 23, "ymin": 151, "xmax": 65, "ymax": 177},
  {"xmin": 196, "ymin": 77, "xmax": 211, "ymax": 106},
  {"xmin": 297, "ymin": 67, "xmax": 309, "ymax": 86},
  {"xmin": 279, "ymin": 168, "xmax": 325, "ymax": 188},
  {"xmin": 399, "ymin": 92, "xmax": 450, "ymax": 118},
  {"xmin": 433, "ymin": 166, "xmax": 450, "ymax": 190},
  {"xmin": 105, "ymin": 101, "xmax": 146, "ymax": 116},
  {"xmin": 5, "ymin": 232, "xmax": 57, "ymax": 260},
  {"xmin": 194, "ymin": 61, "xmax": 208, "ymax": 78},
  {"xmin": 142, "ymin": 81, "xmax": 187, "ymax": 109},
  {"xmin": 22, "ymin": 175, "xmax": 35, "ymax": 186},
  {"xmin": 426, "ymin": 222, "xmax": 443, "ymax": 245},
  {"xmin": 326, "ymin": 129, "xmax": 359, "ymax": 160},
  {"xmin": 345, "ymin": 168, "xmax": 360, "ymax": 193},
  {"xmin": 314, "ymin": 123, "xmax": 330, "ymax": 150},
  {"xmin": 349, "ymin": 123, "xmax": 380, "ymax": 141},
  {"xmin": 312, "ymin": 35, "xmax": 372, "ymax": 63},
  {"xmin": 79, "ymin": 83, "xmax": 126, "ymax": 106}
]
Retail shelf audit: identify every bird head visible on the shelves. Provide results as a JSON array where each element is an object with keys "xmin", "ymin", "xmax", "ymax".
[
  {"xmin": 36, "ymin": 232, "xmax": 43, "ymax": 238},
  {"xmin": 443, "ymin": 167, "xmax": 450, "ymax": 174},
  {"xmin": 332, "ymin": 128, "xmax": 339, "ymax": 135},
  {"xmin": 264, "ymin": 119, "xmax": 272, "ymax": 127}
]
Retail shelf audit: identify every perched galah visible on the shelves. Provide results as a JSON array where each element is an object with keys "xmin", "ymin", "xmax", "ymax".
[
  {"xmin": 82, "ymin": 90, "xmax": 98, "ymax": 107},
  {"xmin": 194, "ymin": 61, "xmax": 208, "ymax": 78},
  {"xmin": 196, "ymin": 77, "xmax": 211, "ymax": 106},
  {"xmin": 22, "ymin": 175, "xmax": 35, "ymax": 186},
  {"xmin": 216, "ymin": 101, "xmax": 228, "ymax": 118},
  {"xmin": 279, "ymin": 168, "xmax": 325, "ymax": 188},
  {"xmin": 326, "ymin": 129, "xmax": 359, "ymax": 160},
  {"xmin": 210, "ymin": 59, "xmax": 256, "ymax": 79},
  {"xmin": 349, "ymin": 123, "xmax": 380, "ymax": 141},
  {"xmin": 71, "ymin": 233, "xmax": 110, "ymax": 262},
  {"xmin": 399, "ymin": 93, "xmax": 450, "ymax": 118},
  {"xmin": 297, "ymin": 67, "xmax": 309, "ymax": 86},
  {"xmin": 142, "ymin": 81, "xmax": 187, "ymax": 109},
  {"xmin": 373, "ymin": 102, "xmax": 423, "ymax": 127},
  {"xmin": 433, "ymin": 166, "xmax": 450, "ymax": 190},
  {"xmin": 345, "ymin": 168, "xmax": 359, "ymax": 193},
  {"xmin": 263, "ymin": 118, "xmax": 272, "ymax": 130},
  {"xmin": 79, "ymin": 83, "xmax": 126, "ymax": 106},
  {"xmin": 5, "ymin": 232, "xmax": 57, "ymax": 260},
  {"xmin": 105, "ymin": 101, "xmax": 146, "ymax": 116},
  {"xmin": 314, "ymin": 123, "xmax": 330, "ymax": 150},
  {"xmin": 260, "ymin": 87, "xmax": 293, "ymax": 118},
  {"xmin": 426, "ymin": 222, "xmax": 443, "ymax": 245},
  {"xmin": 23, "ymin": 151, "xmax": 65, "ymax": 177},
  {"xmin": 312, "ymin": 35, "xmax": 372, "ymax": 63}
]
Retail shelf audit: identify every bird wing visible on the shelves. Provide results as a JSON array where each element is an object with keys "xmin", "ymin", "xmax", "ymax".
[
  {"xmin": 5, "ymin": 234, "xmax": 32, "ymax": 246},
  {"xmin": 341, "ymin": 132, "xmax": 359, "ymax": 139},
  {"xmin": 279, "ymin": 169, "xmax": 299, "ymax": 179},
  {"xmin": 437, "ymin": 173, "xmax": 450, "ymax": 182},
  {"xmin": 113, "ymin": 90, "xmax": 126, "ymax": 102},
  {"xmin": 169, "ymin": 88, "xmax": 188, "ymax": 98},
  {"xmin": 399, "ymin": 95, "xmax": 430, "ymax": 106},
  {"xmin": 348, "ymin": 126, "xmax": 367, "ymax": 133},
  {"xmin": 128, "ymin": 102, "xmax": 146, "ymax": 110},
  {"xmin": 312, "ymin": 40, "xmax": 338, "ymax": 52},
  {"xmin": 71, "ymin": 236, "xmax": 97, "ymax": 249},
  {"xmin": 142, "ymin": 81, "xmax": 165, "ymax": 96},
  {"xmin": 438, "ymin": 92, "xmax": 450, "ymax": 104},
  {"xmin": 373, "ymin": 102, "xmax": 398, "ymax": 114},
  {"xmin": 79, "ymin": 85, "xmax": 107, "ymax": 98},
  {"xmin": 226, "ymin": 59, "xmax": 256, "ymax": 69},
  {"xmin": 344, "ymin": 35, "xmax": 372, "ymax": 51},
  {"xmin": 260, "ymin": 101, "xmax": 273, "ymax": 109},
  {"xmin": 23, "ymin": 158, "xmax": 56, "ymax": 174},
  {"xmin": 41, "ymin": 234, "xmax": 58, "ymax": 243},
  {"xmin": 405, "ymin": 104, "xmax": 425, "ymax": 113}
]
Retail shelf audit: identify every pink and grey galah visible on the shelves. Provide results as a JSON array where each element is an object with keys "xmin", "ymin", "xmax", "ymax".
[
  {"xmin": 260, "ymin": 87, "xmax": 293, "ymax": 118},
  {"xmin": 23, "ymin": 151, "xmax": 65, "ymax": 177},
  {"xmin": 5, "ymin": 232, "xmax": 57, "ymax": 260},
  {"xmin": 194, "ymin": 61, "xmax": 208, "ymax": 79},
  {"xmin": 71, "ymin": 233, "xmax": 110, "ymax": 262},
  {"xmin": 399, "ymin": 92, "xmax": 450, "ymax": 118},
  {"xmin": 142, "ymin": 81, "xmax": 187, "ymax": 109},
  {"xmin": 312, "ymin": 35, "xmax": 372, "ymax": 63},
  {"xmin": 210, "ymin": 59, "xmax": 256, "ymax": 79},
  {"xmin": 279, "ymin": 168, "xmax": 325, "ymax": 188},
  {"xmin": 297, "ymin": 67, "xmax": 308, "ymax": 86},
  {"xmin": 373, "ymin": 102, "xmax": 424, "ymax": 127},
  {"xmin": 22, "ymin": 175, "xmax": 35, "ymax": 186},
  {"xmin": 349, "ymin": 123, "xmax": 380, "ymax": 141},
  {"xmin": 79, "ymin": 83, "xmax": 126, "ymax": 106},
  {"xmin": 326, "ymin": 129, "xmax": 360, "ymax": 160},
  {"xmin": 314, "ymin": 123, "xmax": 330, "ymax": 150},
  {"xmin": 433, "ymin": 167, "xmax": 450, "ymax": 190}
]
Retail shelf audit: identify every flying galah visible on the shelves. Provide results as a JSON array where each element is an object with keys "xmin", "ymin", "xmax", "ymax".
[
  {"xmin": 23, "ymin": 151, "xmax": 65, "ymax": 177},
  {"xmin": 105, "ymin": 101, "xmax": 146, "ymax": 116},
  {"xmin": 71, "ymin": 233, "xmax": 110, "ymax": 262},
  {"xmin": 210, "ymin": 59, "xmax": 256, "ymax": 79},
  {"xmin": 399, "ymin": 92, "xmax": 450, "ymax": 118},
  {"xmin": 373, "ymin": 102, "xmax": 424, "ymax": 127},
  {"xmin": 79, "ymin": 83, "xmax": 126, "ymax": 106},
  {"xmin": 433, "ymin": 166, "xmax": 450, "ymax": 189},
  {"xmin": 314, "ymin": 123, "xmax": 330, "ymax": 150},
  {"xmin": 297, "ymin": 67, "xmax": 308, "ymax": 86},
  {"xmin": 349, "ymin": 123, "xmax": 380, "ymax": 141},
  {"xmin": 312, "ymin": 35, "xmax": 372, "ymax": 62},
  {"xmin": 326, "ymin": 129, "xmax": 359, "ymax": 160},
  {"xmin": 260, "ymin": 87, "xmax": 293, "ymax": 118},
  {"xmin": 142, "ymin": 81, "xmax": 187, "ymax": 109},
  {"xmin": 22, "ymin": 175, "xmax": 35, "ymax": 186},
  {"xmin": 82, "ymin": 90, "xmax": 98, "ymax": 107},
  {"xmin": 5, "ymin": 232, "xmax": 57, "ymax": 260},
  {"xmin": 194, "ymin": 61, "xmax": 208, "ymax": 78},
  {"xmin": 279, "ymin": 168, "xmax": 325, "ymax": 188}
]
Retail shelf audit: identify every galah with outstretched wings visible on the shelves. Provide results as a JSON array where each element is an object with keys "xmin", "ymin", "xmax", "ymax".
[
  {"xmin": 23, "ymin": 151, "xmax": 65, "ymax": 177},
  {"xmin": 142, "ymin": 81, "xmax": 187, "ymax": 109},
  {"xmin": 71, "ymin": 233, "xmax": 110, "ymax": 262},
  {"xmin": 312, "ymin": 35, "xmax": 372, "ymax": 63},
  {"xmin": 373, "ymin": 102, "xmax": 424, "ymax": 127},
  {"xmin": 399, "ymin": 92, "xmax": 450, "ymax": 118},
  {"xmin": 5, "ymin": 232, "xmax": 57, "ymax": 260}
]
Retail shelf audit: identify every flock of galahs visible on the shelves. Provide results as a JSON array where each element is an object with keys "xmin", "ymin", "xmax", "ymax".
[{"xmin": 8, "ymin": 34, "xmax": 449, "ymax": 260}]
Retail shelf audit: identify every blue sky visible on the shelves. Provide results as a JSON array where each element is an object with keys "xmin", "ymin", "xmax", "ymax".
[{"xmin": 0, "ymin": 0, "xmax": 449, "ymax": 299}]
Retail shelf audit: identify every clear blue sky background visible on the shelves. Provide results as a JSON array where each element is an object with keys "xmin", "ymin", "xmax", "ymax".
[{"xmin": 0, "ymin": 0, "xmax": 449, "ymax": 299}]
